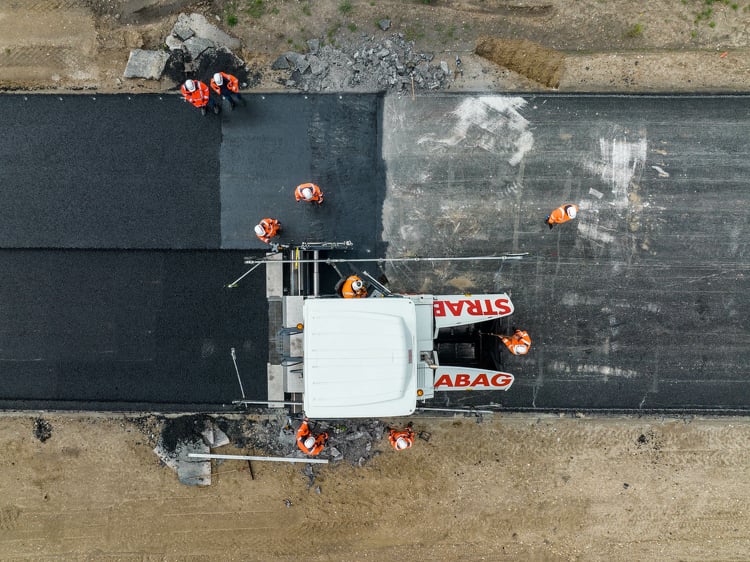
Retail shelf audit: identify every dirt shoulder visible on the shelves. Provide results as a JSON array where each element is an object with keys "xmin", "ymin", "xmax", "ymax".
[
  {"xmin": 2, "ymin": 412, "xmax": 750, "ymax": 560},
  {"xmin": 2, "ymin": 0, "xmax": 750, "ymax": 93}
]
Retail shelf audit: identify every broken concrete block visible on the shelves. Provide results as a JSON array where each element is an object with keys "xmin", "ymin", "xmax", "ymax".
[
  {"xmin": 308, "ymin": 55, "xmax": 328, "ymax": 76},
  {"xmin": 179, "ymin": 13, "xmax": 241, "ymax": 51},
  {"xmin": 378, "ymin": 19, "xmax": 391, "ymax": 31},
  {"xmin": 123, "ymin": 49, "xmax": 170, "ymax": 80},
  {"xmin": 271, "ymin": 54, "xmax": 290, "ymax": 70},
  {"xmin": 201, "ymin": 424, "xmax": 229, "ymax": 448},
  {"xmin": 306, "ymin": 39, "xmax": 320, "ymax": 55},
  {"xmin": 176, "ymin": 440, "xmax": 211, "ymax": 486},
  {"xmin": 183, "ymin": 36, "xmax": 214, "ymax": 61},
  {"xmin": 172, "ymin": 18, "xmax": 195, "ymax": 42},
  {"xmin": 440, "ymin": 60, "xmax": 450, "ymax": 75},
  {"xmin": 284, "ymin": 52, "xmax": 308, "ymax": 72},
  {"xmin": 165, "ymin": 34, "xmax": 184, "ymax": 52}
]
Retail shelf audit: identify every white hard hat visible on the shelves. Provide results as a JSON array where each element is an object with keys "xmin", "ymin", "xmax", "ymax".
[
  {"xmin": 352, "ymin": 279, "xmax": 364, "ymax": 291},
  {"xmin": 213, "ymin": 73, "xmax": 223, "ymax": 85},
  {"xmin": 254, "ymin": 224, "xmax": 265, "ymax": 236},
  {"xmin": 301, "ymin": 187, "xmax": 313, "ymax": 200},
  {"xmin": 514, "ymin": 344, "xmax": 528, "ymax": 355},
  {"xmin": 184, "ymin": 79, "xmax": 196, "ymax": 92},
  {"xmin": 567, "ymin": 206, "xmax": 577, "ymax": 218},
  {"xmin": 304, "ymin": 436, "xmax": 316, "ymax": 449},
  {"xmin": 396, "ymin": 437, "xmax": 409, "ymax": 450}
]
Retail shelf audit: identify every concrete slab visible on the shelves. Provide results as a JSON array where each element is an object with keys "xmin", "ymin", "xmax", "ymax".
[
  {"xmin": 183, "ymin": 37, "xmax": 213, "ymax": 61},
  {"xmin": 123, "ymin": 49, "xmax": 169, "ymax": 80},
  {"xmin": 178, "ymin": 13, "xmax": 240, "ymax": 51}
]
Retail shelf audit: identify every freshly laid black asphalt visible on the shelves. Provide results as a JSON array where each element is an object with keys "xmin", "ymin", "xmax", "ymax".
[{"xmin": 0, "ymin": 93, "xmax": 747, "ymax": 413}]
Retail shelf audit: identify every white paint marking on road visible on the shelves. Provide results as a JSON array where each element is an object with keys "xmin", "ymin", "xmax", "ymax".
[
  {"xmin": 651, "ymin": 165, "xmax": 670, "ymax": 178},
  {"xmin": 416, "ymin": 96, "xmax": 534, "ymax": 166},
  {"xmin": 549, "ymin": 360, "xmax": 639, "ymax": 378},
  {"xmin": 588, "ymin": 188, "xmax": 604, "ymax": 199},
  {"xmin": 584, "ymin": 136, "xmax": 647, "ymax": 208},
  {"xmin": 577, "ymin": 222, "xmax": 614, "ymax": 243}
]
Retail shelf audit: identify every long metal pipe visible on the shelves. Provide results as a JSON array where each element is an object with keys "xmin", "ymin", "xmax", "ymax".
[
  {"xmin": 189, "ymin": 453, "xmax": 328, "ymax": 464},
  {"xmin": 232, "ymin": 399, "xmax": 303, "ymax": 406},
  {"xmin": 243, "ymin": 253, "xmax": 528, "ymax": 265},
  {"xmin": 313, "ymin": 250, "xmax": 320, "ymax": 297}
]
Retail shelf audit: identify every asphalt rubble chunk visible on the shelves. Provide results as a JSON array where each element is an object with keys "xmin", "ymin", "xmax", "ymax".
[{"xmin": 273, "ymin": 33, "xmax": 454, "ymax": 93}]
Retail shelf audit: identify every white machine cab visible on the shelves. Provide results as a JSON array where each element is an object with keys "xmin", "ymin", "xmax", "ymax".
[{"xmin": 302, "ymin": 298, "xmax": 418, "ymax": 418}]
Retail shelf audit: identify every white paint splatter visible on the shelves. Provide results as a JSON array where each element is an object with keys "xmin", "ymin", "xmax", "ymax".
[
  {"xmin": 416, "ymin": 96, "xmax": 533, "ymax": 166},
  {"xmin": 585, "ymin": 136, "xmax": 647, "ymax": 208},
  {"xmin": 576, "ymin": 222, "xmax": 614, "ymax": 243},
  {"xmin": 651, "ymin": 165, "xmax": 669, "ymax": 178},
  {"xmin": 549, "ymin": 360, "xmax": 638, "ymax": 378},
  {"xmin": 588, "ymin": 188, "xmax": 604, "ymax": 199},
  {"xmin": 561, "ymin": 292, "xmax": 605, "ymax": 306}
]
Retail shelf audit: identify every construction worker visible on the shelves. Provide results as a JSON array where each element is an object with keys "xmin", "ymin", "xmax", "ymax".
[
  {"xmin": 341, "ymin": 275, "xmax": 367, "ymax": 298},
  {"xmin": 498, "ymin": 329, "xmax": 532, "ymax": 356},
  {"xmin": 388, "ymin": 427, "xmax": 415, "ymax": 451},
  {"xmin": 254, "ymin": 218, "xmax": 281, "ymax": 244},
  {"xmin": 210, "ymin": 71, "xmax": 244, "ymax": 110},
  {"xmin": 296, "ymin": 418, "xmax": 328, "ymax": 456},
  {"xmin": 294, "ymin": 182, "xmax": 324, "ymax": 205},
  {"xmin": 545, "ymin": 204, "xmax": 578, "ymax": 229},
  {"xmin": 181, "ymin": 79, "xmax": 218, "ymax": 116}
]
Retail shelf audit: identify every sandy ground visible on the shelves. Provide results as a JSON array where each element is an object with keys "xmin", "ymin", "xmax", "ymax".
[
  {"xmin": 2, "ymin": 1, "xmax": 750, "ymax": 559},
  {"xmin": 3, "ymin": 0, "xmax": 750, "ymax": 92},
  {"xmin": 3, "ymin": 413, "xmax": 750, "ymax": 560}
]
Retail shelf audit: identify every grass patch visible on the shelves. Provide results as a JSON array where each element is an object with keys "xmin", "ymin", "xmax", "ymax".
[
  {"xmin": 225, "ymin": 1, "xmax": 238, "ymax": 25},
  {"xmin": 302, "ymin": 4, "xmax": 312, "ymax": 16},
  {"xmin": 327, "ymin": 21, "xmax": 342, "ymax": 40},
  {"xmin": 625, "ymin": 22, "xmax": 643, "ymax": 38},
  {"xmin": 339, "ymin": 0, "xmax": 353, "ymax": 14},
  {"xmin": 348, "ymin": 23, "xmax": 358, "ymax": 32},
  {"xmin": 404, "ymin": 24, "xmax": 425, "ymax": 42},
  {"xmin": 245, "ymin": 0, "xmax": 265, "ymax": 18}
]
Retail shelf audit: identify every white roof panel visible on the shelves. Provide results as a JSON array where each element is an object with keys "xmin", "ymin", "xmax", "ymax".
[{"xmin": 302, "ymin": 298, "xmax": 418, "ymax": 418}]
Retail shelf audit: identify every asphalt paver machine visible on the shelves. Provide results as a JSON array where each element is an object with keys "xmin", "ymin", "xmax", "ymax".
[{"xmin": 250, "ymin": 242, "xmax": 522, "ymax": 419}]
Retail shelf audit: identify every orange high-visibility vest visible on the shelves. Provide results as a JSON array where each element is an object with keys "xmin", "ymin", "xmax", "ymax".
[
  {"xmin": 388, "ymin": 428, "xmax": 415, "ymax": 451},
  {"xmin": 256, "ymin": 218, "xmax": 281, "ymax": 243},
  {"xmin": 547, "ymin": 204, "xmax": 578, "ymax": 227},
  {"xmin": 500, "ymin": 329, "xmax": 532, "ymax": 355},
  {"xmin": 341, "ymin": 275, "xmax": 367, "ymax": 298},
  {"xmin": 210, "ymin": 72, "xmax": 239, "ymax": 95},
  {"xmin": 181, "ymin": 81, "xmax": 210, "ymax": 108},
  {"xmin": 295, "ymin": 183, "xmax": 324, "ymax": 203},
  {"xmin": 296, "ymin": 421, "xmax": 328, "ymax": 456}
]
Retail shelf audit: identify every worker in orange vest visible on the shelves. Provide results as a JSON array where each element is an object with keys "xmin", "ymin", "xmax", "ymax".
[
  {"xmin": 295, "ymin": 182, "xmax": 324, "ymax": 205},
  {"xmin": 498, "ymin": 329, "xmax": 532, "ymax": 355},
  {"xmin": 546, "ymin": 204, "xmax": 578, "ymax": 229},
  {"xmin": 388, "ymin": 427, "xmax": 415, "ymax": 451},
  {"xmin": 296, "ymin": 418, "xmax": 328, "ymax": 456},
  {"xmin": 210, "ymin": 71, "xmax": 244, "ymax": 110},
  {"xmin": 254, "ymin": 218, "xmax": 281, "ymax": 244},
  {"xmin": 341, "ymin": 275, "xmax": 367, "ymax": 298},
  {"xmin": 181, "ymin": 79, "xmax": 219, "ymax": 116}
]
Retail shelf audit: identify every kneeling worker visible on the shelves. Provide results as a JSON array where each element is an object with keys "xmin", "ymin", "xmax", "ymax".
[
  {"xmin": 296, "ymin": 418, "xmax": 328, "ymax": 456},
  {"xmin": 341, "ymin": 275, "xmax": 367, "ymax": 298},
  {"xmin": 498, "ymin": 328, "xmax": 532, "ymax": 356},
  {"xmin": 254, "ymin": 217, "xmax": 281, "ymax": 244},
  {"xmin": 295, "ymin": 182, "xmax": 324, "ymax": 205},
  {"xmin": 388, "ymin": 427, "xmax": 415, "ymax": 451}
]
